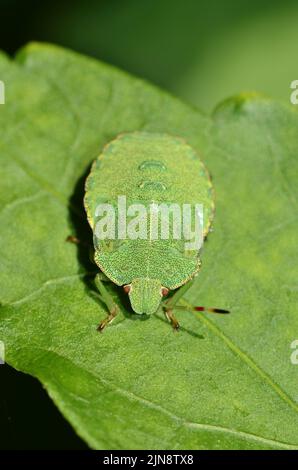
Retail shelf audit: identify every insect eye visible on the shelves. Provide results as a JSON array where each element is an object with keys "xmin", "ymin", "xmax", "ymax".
[
  {"xmin": 161, "ymin": 287, "xmax": 169, "ymax": 296},
  {"xmin": 123, "ymin": 285, "xmax": 131, "ymax": 294}
]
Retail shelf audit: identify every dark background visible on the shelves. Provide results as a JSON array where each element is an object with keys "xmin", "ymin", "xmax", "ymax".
[{"xmin": 1, "ymin": 0, "xmax": 297, "ymax": 449}]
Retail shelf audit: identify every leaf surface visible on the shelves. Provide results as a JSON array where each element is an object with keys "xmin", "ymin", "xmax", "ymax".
[{"xmin": 0, "ymin": 44, "xmax": 297, "ymax": 449}]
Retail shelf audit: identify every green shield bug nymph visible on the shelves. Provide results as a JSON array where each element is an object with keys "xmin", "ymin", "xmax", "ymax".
[{"xmin": 83, "ymin": 131, "xmax": 229, "ymax": 331}]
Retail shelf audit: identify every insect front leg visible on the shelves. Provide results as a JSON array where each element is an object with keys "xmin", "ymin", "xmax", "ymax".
[
  {"xmin": 162, "ymin": 279, "xmax": 195, "ymax": 331},
  {"xmin": 94, "ymin": 274, "xmax": 119, "ymax": 332},
  {"xmin": 164, "ymin": 309, "xmax": 180, "ymax": 331}
]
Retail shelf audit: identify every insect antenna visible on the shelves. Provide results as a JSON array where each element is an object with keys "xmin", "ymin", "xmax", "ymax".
[{"xmin": 194, "ymin": 306, "xmax": 230, "ymax": 314}]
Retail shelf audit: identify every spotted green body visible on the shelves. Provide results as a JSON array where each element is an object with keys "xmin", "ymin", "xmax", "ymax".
[{"xmin": 84, "ymin": 132, "xmax": 214, "ymax": 316}]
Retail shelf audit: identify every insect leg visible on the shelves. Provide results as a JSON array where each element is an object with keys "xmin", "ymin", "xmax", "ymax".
[
  {"xmin": 162, "ymin": 280, "xmax": 196, "ymax": 330},
  {"xmin": 66, "ymin": 235, "xmax": 97, "ymax": 265},
  {"xmin": 96, "ymin": 272, "xmax": 111, "ymax": 282},
  {"xmin": 94, "ymin": 274, "xmax": 119, "ymax": 332},
  {"xmin": 163, "ymin": 279, "xmax": 195, "ymax": 310},
  {"xmin": 164, "ymin": 309, "xmax": 180, "ymax": 331},
  {"xmin": 66, "ymin": 235, "xmax": 81, "ymax": 244}
]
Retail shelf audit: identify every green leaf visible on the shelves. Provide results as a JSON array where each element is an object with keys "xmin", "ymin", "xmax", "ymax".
[
  {"xmin": 175, "ymin": 2, "xmax": 298, "ymax": 110},
  {"xmin": 0, "ymin": 43, "xmax": 297, "ymax": 450}
]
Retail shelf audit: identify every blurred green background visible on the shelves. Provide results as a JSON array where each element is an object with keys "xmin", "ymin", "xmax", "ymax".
[
  {"xmin": 1, "ymin": 0, "xmax": 297, "ymax": 449},
  {"xmin": 1, "ymin": 0, "xmax": 298, "ymax": 111}
]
